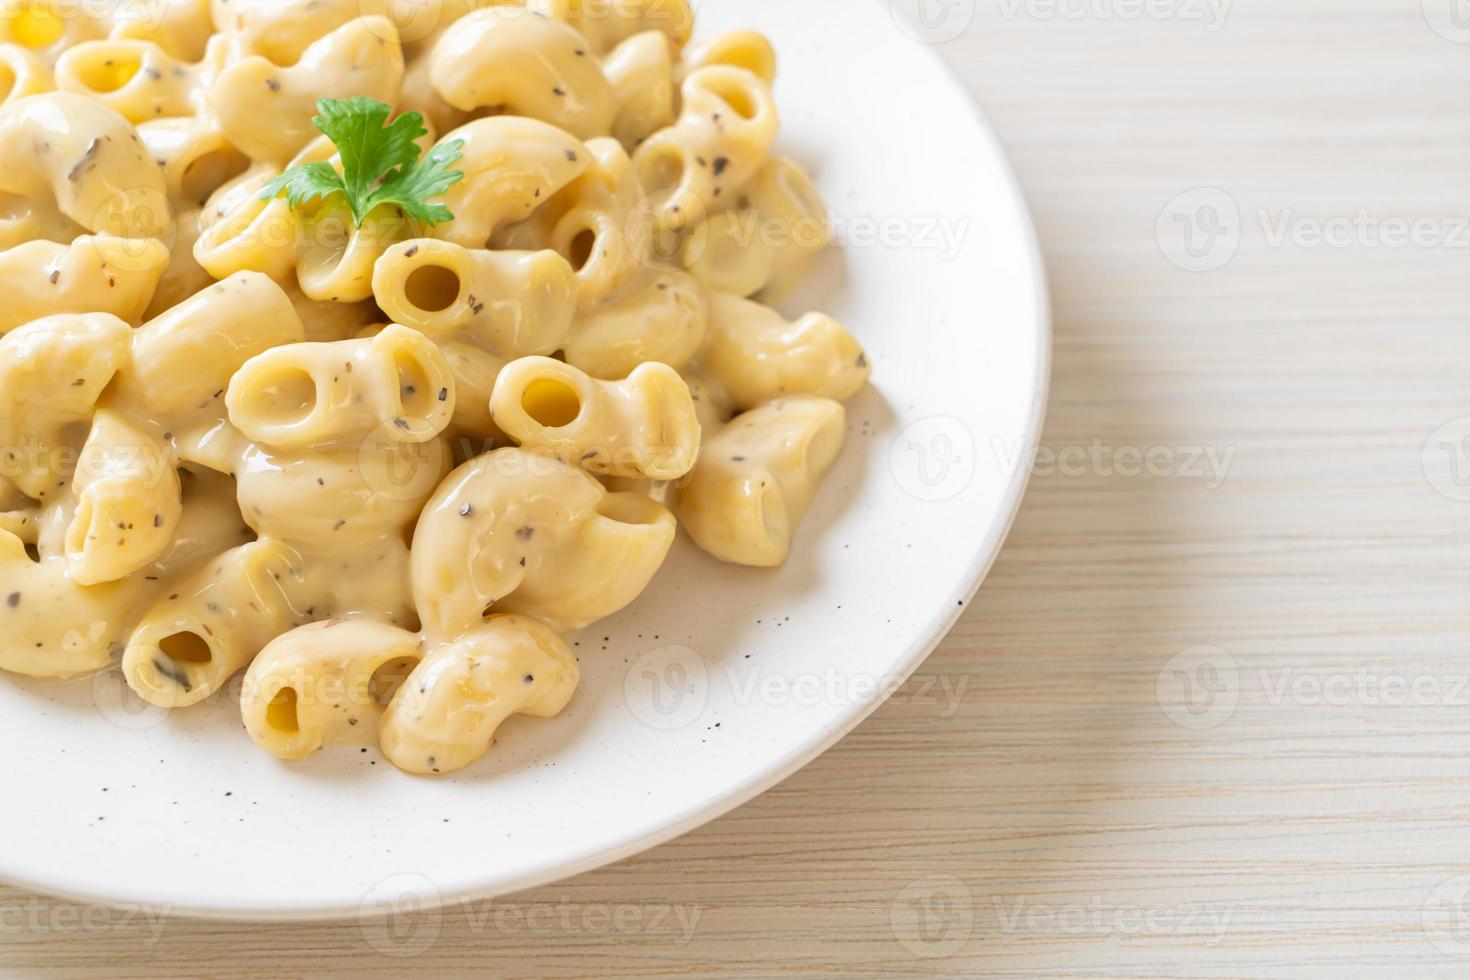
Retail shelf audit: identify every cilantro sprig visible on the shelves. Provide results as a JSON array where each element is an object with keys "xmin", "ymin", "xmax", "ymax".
[{"xmin": 260, "ymin": 98, "xmax": 465, "ymax": 227}]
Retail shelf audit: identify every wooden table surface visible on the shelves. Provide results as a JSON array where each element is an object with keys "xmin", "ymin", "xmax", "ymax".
[{"xmin": 5, "ymin": 1, "xmax": 1469, "ymax": 976}]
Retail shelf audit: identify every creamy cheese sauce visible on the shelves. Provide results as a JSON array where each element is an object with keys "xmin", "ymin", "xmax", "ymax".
[{"xmin": 0, "ymin": 0, "xmax": 870, "ymax": 776}]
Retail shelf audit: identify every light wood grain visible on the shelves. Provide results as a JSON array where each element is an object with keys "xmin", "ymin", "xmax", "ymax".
[{"xmin": 5, "ymin": 1, "xmax": 1470, "ymax": 976}]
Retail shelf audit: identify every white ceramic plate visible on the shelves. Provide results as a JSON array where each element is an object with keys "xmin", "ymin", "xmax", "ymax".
[{"xmin": 0, "ymin": 0, "xmax": 1049, "ymax": 919}]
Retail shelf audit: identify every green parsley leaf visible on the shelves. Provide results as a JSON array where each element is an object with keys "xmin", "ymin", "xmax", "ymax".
[
  {"xmin": 259, "ymin": 161, "xmax": 345, "ymax": 213},
  {"xmin": 259, "ymin": 97, "xmax": 465, "ymax": 228},
  {"xmin": 368, "ymin": 139, "xmax": 465, "ymax": 226}
]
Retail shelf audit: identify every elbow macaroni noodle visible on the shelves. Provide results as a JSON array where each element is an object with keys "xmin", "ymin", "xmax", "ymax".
[
  {"xmin": 0, "ymin": 41, "xmax": 53, "ymax": 106},
  {"xmin": 379, "ymin": 614, "xmax": 580, "ymax": 775},
  {"xmin": 64, "ymin": 406, "xmax": 182, "ymax": 585},
  {"xmin": 226, "ymin": 325, "xmax": 457, "ymax": 450},
  {"xmin": 0, "ymin": 234, "xmax": 168, "ymax": 332},
  {"xmin": 111, "ymin": 0, "xmax": 214, "ymax": 62},
  {"xmin": 681, "ymin": 157, "xmax": 826, "ymax": 304},
  {"xmin": 211, "ymin": 16, "xmax": 406, "ymax": 165},
  {"xmin": 0, "ymin": 91, "xmax": 172, "ymax": 245},
  {"xmin": 602, "ymin": 30, "xmax": 673, "ymax": 149},
  {"xmin": 678, "ymin": 396, "xmax": 848, "ymax": 568},
  {"xmin": 494, "ymin": 135, "xmax": 652, "ymax": 310},
  {"xmin": 0, "ymin": 1, "xmax": 874, "ymax": 777},
  {"xmin": 696, "ymin": 291, "xmax": 871, "ymax": 411},
  {"xmin": 489, "ymin": 356, "xmax": 700, "ymax": 480},
  {"xmin": 432, "ymin": 114, "xmax": 589, "ymax": 248},
  {"xmin": 0, "ymin": 0, "xmax": 108, "ymax": 66},
  {"xmin": 430, "ymin": 6, "xmax": 614, "ymax": 141},
  {"xmin": 373, "ymin": 238, "xmax": 579, "ymax": 358},
  {"xmin": 633, "ymin": 64, "xmax": 778, "ymax": 232}
]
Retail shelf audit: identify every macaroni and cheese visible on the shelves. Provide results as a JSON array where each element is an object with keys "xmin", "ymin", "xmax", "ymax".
[{"xmin": 0, "ymin": 0, "xmax": 871, "ymax": 776}]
